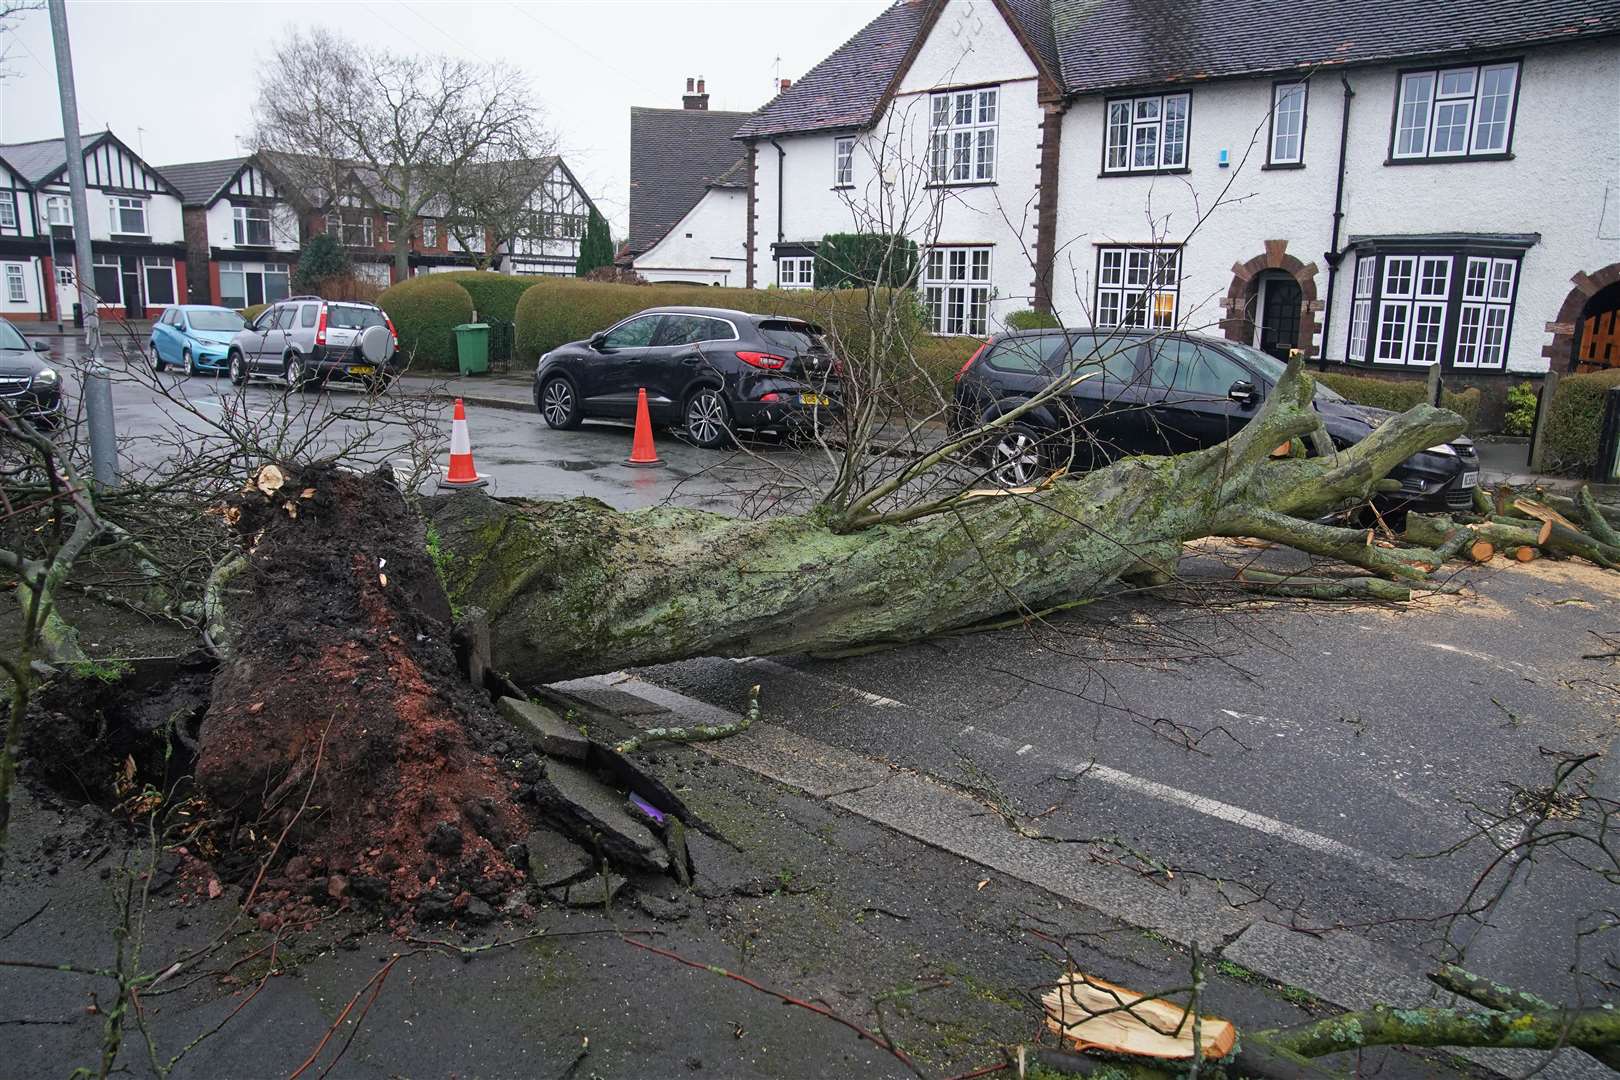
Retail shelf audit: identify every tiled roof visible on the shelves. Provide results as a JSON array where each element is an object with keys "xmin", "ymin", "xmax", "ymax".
[
  {"xmin": 734, "ymin": 1, "xmax": 935, "ymax": 139},
  {"xmin": 738, "ymin": 0, "xmax": 1620, "ymax": 138},
  {"xmin": 1051, "ymin": 0, "xmax": 1620, "ymax": 93},
  {"xmin": 0, "ymin": 134, "xmax": 99, "ymax": 184},
  {"xmin": 627, "ymin": 107, "xmax": 751, "ymax": 256},
  {"xmin": 158, "ymin": 157, "xmax": 245, "ymax": 206}
]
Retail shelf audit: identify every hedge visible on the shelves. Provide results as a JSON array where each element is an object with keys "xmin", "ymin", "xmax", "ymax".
[
  {"xmin": 238, "ymin": 304, "xmax": 270, "ymax": 323},
  {"xmin": 376, "ymin": 277, "xmax": 475, "ymax": 371},
  {"xmin": 1317, "ymin": 371, "xmax": 1482, "ymax": 431},
  {"xmin": 429, "ymin": 271, "xmax": 542, "ymax": 323},
  {"xmin": 1543, "ymin": 368, "xmax": 1620, "ymax": 475},
  {"xmin": 513, "ymin": 280, "xmax": 921, "ymax": 370}
]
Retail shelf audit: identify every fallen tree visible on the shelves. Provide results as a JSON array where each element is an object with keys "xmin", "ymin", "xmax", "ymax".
[{"xmin": 428, "ymin": 359, "xmax": 1476, "ymax": 683}]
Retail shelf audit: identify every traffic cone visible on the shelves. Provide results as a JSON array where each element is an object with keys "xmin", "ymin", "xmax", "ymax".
[
  {"xmin": 440, "ymin": 398, "xmax": 488, "ymax": 488},
  {"xmin": 625, "ymin": 387, "xmax": 663, "ymax": 468}
]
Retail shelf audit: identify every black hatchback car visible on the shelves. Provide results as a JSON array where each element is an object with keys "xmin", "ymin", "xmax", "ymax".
[
  {"xmin": 0, "ymin": 317, "xmax": 63, "ymax": 429},
  {"xmin": 533, "ymin": 306, "xmax": 839, "ymax": 448},
  {"xmin": 951, "ymin": 328, "xmax": 1479, "ymax": 515}
]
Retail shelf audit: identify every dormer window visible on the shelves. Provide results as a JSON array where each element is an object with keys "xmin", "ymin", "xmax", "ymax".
[
  {"xmin": 929, "ymin": 87, "xmax": 997, "ymax": 184},
  {"xmin": 1391, "ymin": 61, "xmax": 1520, "ymax": 162}
]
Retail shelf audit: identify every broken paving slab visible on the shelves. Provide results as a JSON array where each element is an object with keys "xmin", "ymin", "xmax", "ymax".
[
  {"xmin": 548, "ymin": 872, "xmax": 627, "ymax": 909},
  {"xmin": 561, "ymin": 686, "xmax": 673, "ymax": 718},
  {"xmin": 532, "ymin": 759, "xmax": 670, "ymax": 875},
  {"xmin": 498, "ymin": 696, "xmax": 589, "ymax": 761},
  {"xmin": 524, "ymin": 829, "xmax": 594, "ymax": 889}
]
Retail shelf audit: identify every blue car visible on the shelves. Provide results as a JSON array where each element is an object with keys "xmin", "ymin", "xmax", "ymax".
[{"xmin": 150, "ymin": 305, "xmax": 247, "ymax": 375}]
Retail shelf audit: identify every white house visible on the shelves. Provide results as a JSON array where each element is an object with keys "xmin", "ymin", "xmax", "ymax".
[
  {"xmin": 496, "ymin": 158, "xmax": 601, "ymax": 277},
  {"xmin": 162, "ymin": 155, "xmax": 301, "ymax": 308},
  {"xmin": 0, "ymin": 130, "xmax": 188, "ymax": 321},
  {"xmin": 737, "ymin": 0, "xmax": 1620, "ymax": 378}
]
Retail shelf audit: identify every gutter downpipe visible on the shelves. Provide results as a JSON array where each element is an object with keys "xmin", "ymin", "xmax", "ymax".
[
  {"xmin": 1319, "ymin": 75, "xmax": 1354, "ymax": 372},
  {"xmin": 769, "ymin": 139, "xmax": 786, "ymax": 253}
]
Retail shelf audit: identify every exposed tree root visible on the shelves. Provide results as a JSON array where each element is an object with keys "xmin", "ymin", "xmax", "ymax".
[{"xmin": 613, "ymin": 684, "xmax": 760, "ymax": 755}]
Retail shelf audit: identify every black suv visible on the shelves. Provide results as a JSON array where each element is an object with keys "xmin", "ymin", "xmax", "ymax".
[
  {"xmin": 0, "ymin": 317, "xmax": 63, "ymax": 429},
  {"xmin": 534, "ymin": 306, "xmax": 839, "ymax": 448},
  {"xmin": 951, "ymin": 328, "xmax": 1479, "ymax": 515}
]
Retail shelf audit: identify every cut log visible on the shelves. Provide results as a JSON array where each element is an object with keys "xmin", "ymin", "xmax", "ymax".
[
  {"xmin": 1469, "ymin": 540, "xmax": 1495, "ymax": 563},
  {"xmin": 1404, "ymin": 513, "xmax": 1544, "ymax": 555},
  {"xmin": 1234, "ymin": 570, "xmax": 1459, "ymax": 601},
  {"xmin": 1577, "ymin": 485, "xmax": 1620, "ymax": 548},
  {"xmin": 1512, "ymin": 497, "xmax": 1580, "ymax": 533},
  {"xmin": 429, "ymin": 361, "xmax": 1469, "ymax": 683},
  {"xmin": 1539, "ymin": 521, "xmax": 1620, "ymax": 569},
  {"xmin": 1042, "ymin": 971, "xmax": 1236, "ymax": 1060},
  {"xmin": 1507, "ymin": 545, "xmax": 1538, "ymax": 563}
]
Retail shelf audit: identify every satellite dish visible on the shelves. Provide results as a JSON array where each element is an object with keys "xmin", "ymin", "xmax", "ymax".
[{"xmin": 358, "ymin": 324, "xmax": 392, "ymax": 364}]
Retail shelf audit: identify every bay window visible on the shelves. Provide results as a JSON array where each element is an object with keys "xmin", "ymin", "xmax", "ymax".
[
  {"xmin": 1095, "ymin": 246, "xmax": 1179, "ymax": 329},
  {"xmin": 1391, "ymin": 61, "xmax": 1520, "ymax": 161},
  {"xmin": 777, "ymin": 256, "xmax": 814, "ymax": 289},
  {"xmin": 929, "ymin": 87, "xmax": 998, "ymax": 184},
  {"xmin": 218, "ymin": 261, "xmax": 289, "ymax": 309},
  {"xmin": 1347, "ymin": 245, "xmax": 1523, "ymax": 369},
  {"xmin": 923, "ymin": 246, "xmax": 991, "ymax": 335},
  {"xmin": 1104, "ymin": 93, "xmax": 1190, "ymax": 174}
]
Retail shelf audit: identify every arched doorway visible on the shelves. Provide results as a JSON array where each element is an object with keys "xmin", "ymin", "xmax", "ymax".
[
  {"xmin": 1547, "ymin": 262, "xmax": 1620, "ymax": 372},
  {"xmin": 1221, "ymin": 240, "xmax": 1320, "ymax": 360}
]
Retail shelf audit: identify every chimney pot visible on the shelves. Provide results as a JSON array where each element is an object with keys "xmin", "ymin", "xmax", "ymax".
[
  {"xmin": 696, "ymin": 77, "xmax": 705, "ymax": 94},
  {"xmin": 779, "ymin": 78, "xmax": 792, "ymax": 91},
  {"xmin": 686, "ymin": 77, "xmax": 695, "ymax": 92}
]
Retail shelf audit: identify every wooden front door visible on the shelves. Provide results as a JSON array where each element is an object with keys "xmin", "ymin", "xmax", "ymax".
[
  {"xmin": 121, "ymin": 256, "xmax": 143, "ymax": 319},
  {"xmin": 1259, "ymin": 277, "xmax": 1302, "ymax": 361}
]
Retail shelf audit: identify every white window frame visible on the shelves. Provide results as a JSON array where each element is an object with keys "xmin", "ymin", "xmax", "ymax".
[
  {"xmin": 1348, "ymin": 256, "xmax": 1376, "ymax": 361},
  {"xmin": 141, "ymin": 256, "xmax": 176, "ymax": 307},
  {"xmin": 1094, "ymin": 246, "xmax": 1180, "ymax": 329},
  {"xmin": 421, "ymin": 218, "xmax": 438, "ymax": 247},
  {"xmin": 4, "ymin": 263, "xmax": 25, "ymax": 303},
  {"xmin": 232, "ymin": 205, "xmax": 272, "ymax": 246},
  {"xmin": 777, "ymin": 256, "xmax": 814, "ymax": 289},
  {"xmin": 55, "ymin": 265, "xmax": 73, "ymax": 287},
  {"xmin": 0, "ymin": 198, "xmax": 16, "ymax": 229},
  {"xmin": 1104, "ymin": 93, "xmax": 1190, "ymax": 174},
  {"xmin": 109, "ymin": 196, "xmax": 147, "ymax": 235},
  {"xmin": 923, "ymin": 246, "xmax": 991, "ymax": 335},
  {"xmin": 1392, "ymin": 61, "xmax": 1520, "ymax": 161},
  {"xmin": 1454, "ymin": 256, "xmax": 1516, "ymax": 369},
  {"xmin": 834, "ymin": 136, "xmax": 855, "ymax": 187},
  {"xmin": 92, "ymin": 254, "xmax": 122, "ymax": 306},
  {"xmin": 44, "ymin": 195, "xmax": 71, "ymax": 227},
  {"xmin": 1269, "ymin": 83, "xmax": 1307, "ymax": 166},
  {"xmin": 327, "ymin": 211, "xmax": 373, "ymax": 247},
  {"xmin": 929, "ymin": 87, "xmax": 998, "ymax": 184}
]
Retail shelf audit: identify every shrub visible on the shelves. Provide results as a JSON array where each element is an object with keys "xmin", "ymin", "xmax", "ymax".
[
  {"xmin": 1316, "ymin": 370, "xmax": 1481, "ymax": 431},
  {"xmin": 292, "ymin": 234, "xmax": 351, "ymax": 293},
  {"xmin": 376, "ymin": 277, "xmax": 475, "ymax": 371},
  {"xmin": 238, "ymin": 303, "xmax": 270, "ymax": 323},
  {"xmin": 1502, "ymin": 380, "xmax": 1538, "ymax": 437},
  {"xmin": 430, "ymin": 271, "xmax": 541, "ymax": 323},
  {"xmin": 813, "ymin": 233, "xmax": 919, "ymax": 290},
  {"xmin": 1543, "ymin": 368, "xmax": 1620, "ymax": 475},
  {"xmin": 1004, "ymin": 309, "xmax": 1061, "ymax": 331},
  {"xmin": 583, "ymin": 266, "xmax": 646, "ymax": 285},
  {"xmin": 575, "ymin": 210, "xmax": 614, "ymax": 277}
]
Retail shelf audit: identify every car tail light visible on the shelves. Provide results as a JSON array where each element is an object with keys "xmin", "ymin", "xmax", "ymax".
[
  {"xmin": 384, "ymin": 313, "xmax": 398, "ymax": 347},
  {"xmin": 314, "ymin": 306, "xmax": 328, "ymax": 346},
  {"xmin": 955, "ymin": 339, "xmax": 991, "ymax": 383},
  {"xmin": 759, "ymin": 391, "xmax": 781, "ymax": 402},
  {"xmin": 736, "ymin": 351, "xmax": 788, "ymax": 370}
]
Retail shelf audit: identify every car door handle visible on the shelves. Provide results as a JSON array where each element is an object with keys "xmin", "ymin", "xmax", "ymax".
[{"xmin": 676, "ymin": 352, "xmax": 701, "ymax": 366}]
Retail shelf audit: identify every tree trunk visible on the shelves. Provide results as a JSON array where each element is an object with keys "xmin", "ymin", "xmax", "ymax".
[{"xmin": 427, "ymin": 362, "xmax": 1466, "ymax": 685}]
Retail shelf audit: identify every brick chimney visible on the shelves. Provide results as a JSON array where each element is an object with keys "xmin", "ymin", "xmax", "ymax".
[
  {"xmin": 779, "ymin": 78, "xmax": 792, "ymax": 92},
  {"xmin": 682, "ymin": 76, "xmax": 709, "ymax": 111}
]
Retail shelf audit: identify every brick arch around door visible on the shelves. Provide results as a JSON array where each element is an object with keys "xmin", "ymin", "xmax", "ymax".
[
  {"xmin": 1219, "ymin": 240, "xmax": 1321, "ymax": 359},
  {"xmin": 1545, "ymin": 262, "xmax": 1620, "ymax": 372}
]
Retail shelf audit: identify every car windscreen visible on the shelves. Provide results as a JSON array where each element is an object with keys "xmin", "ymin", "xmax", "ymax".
[
  {"xmin": 188, "ymin": 310, "xmax": 245, "ymax": 332},
  {"xmin": 757, "ymin": 320, "xmax": 825, "ymax": 354},
  {"xmin": 0, "ymin": 320, "xmax": 29, "ymax": 351},
  {"xmin": 1222, "ymin": 341, "xmax": 1345, "ymax": 401},
  {"xmin": 329, "ymin": 305, "xmax": 386, "ymax": 330}
]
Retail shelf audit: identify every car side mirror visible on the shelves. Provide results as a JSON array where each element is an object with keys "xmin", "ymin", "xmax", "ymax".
[
  {"xmin": 32, "ymin": 339, "xmax": 49, "ymax": 351},
  {"xmin": 589, "ymin": 333, "xmax": 607, "ymax": 350},
  {"xmin": 1229, "ymin": 379, "xmax": 1259, "ymax": 406}
]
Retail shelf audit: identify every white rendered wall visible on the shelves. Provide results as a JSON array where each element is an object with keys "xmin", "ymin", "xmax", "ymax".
[{"xmin": 633, "ymin": 187, "xmax": 747, "ymax": 287}]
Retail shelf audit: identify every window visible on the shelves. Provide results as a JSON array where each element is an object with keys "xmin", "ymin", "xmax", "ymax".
[
  {"xmin": 92, "ymin": 255, "xmax": 121, "ymax": 306},
  {"xmin": 1351, "ymin": 248, "xmax": 1521, "ymax": 369},
  {"xmin": 56, "ymin": 266, "xmax": 73, "ymax": 287},
  {"xmin": 1147, "ymin": 339, "xmax": 1250, "ymax": 398},
  {"xmin": 1104, "ymin": 93, "xmax": 1190, "ymax": 173},
  {"xmin": 1094, "ymin": 247, "xmax": 1179, "ymax": 329},
  {"xmin": 384, "ymin": 218, "xmax": 396, "ymax": 245},
  {"xmin": 923, "ymin": 246, "xmax": 991, "ymax": 335},
  {"xmin": 1391, "ymin": 62, "xmax": 1520, "ymax": 161},
  {"xmin": 601, "ymin": 314, "xmax": 664, "ymax": 349},
  {"xmin": 44, "ymin": 195, "xmax": 71, "ymax": 227},
  {"xmin": 327, "ymin": 211, "xmax": 373, "ymax": 247},
  {"xmin": 1347, "ymin": 257, "xmax": 1375, "ymax": 361},
  {"xmin": 1454, "ymin": 257, "xmax": 1516, "ymax": 368},
  {"xmin": 301, "ymin": 304, "xmax": 318, "ymax": 328},
  {"xmin": 353, "ymin": 262, "xmax": 390, "ymax": 287},
  {"xmin": 658, "ymin": 314, "xmax": 737, "ymax": 346},
  {"xmin": 834, "ymin": 136, "xmax": 855, "ymax": 186},
  {"xmin": 1269, "ymin": 83, "xmax": 1307, "ymax": 166},
  {"xmin": 4, "ymin": 264, "xmax": 24, "ymax": 303},
  {"xmin": 142, "ymin": 256, "xmax": 175, "ymax": 306},
  {"xmin": 0, "ymin": 198, "xmax": 15, "ymax": 229},
  {"xmin": 109, "ymin": 196, "xmax": 147, "ymax": 235},
  {"xmin": 218, "ymin": 261, "xmax": 289, "ymax": 308},
  {"xmin": 929, "ymin": 87, "xmax": 998, "ymax": 184},
  {"xmin": 233, "ymin": 206, "xmax": 272, "ymax": 246},
  {"xmin": 778, "ymin": 256, "xmax": 814, "ymax": 289},
  {"xmin": 421, "ymin": 218, "xmax": 438, "ymax": 247}
]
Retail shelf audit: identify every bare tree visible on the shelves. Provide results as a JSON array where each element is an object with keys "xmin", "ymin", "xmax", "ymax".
[
  {"xmin": 438, "ymin": 155, "xmax": 560, "ymax": 272},
  {"xmin": 252, "ymin": 29, "xmax": 544, "ymax": 281},
  {"xmin": 0, "ymin": 0, "xmax": 42, "ymax": 81}
]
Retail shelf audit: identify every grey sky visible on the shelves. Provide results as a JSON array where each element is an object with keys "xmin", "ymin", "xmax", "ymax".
[{"xmin": 0, "ymin": 0, "xmax": 890, "ymax": 237}]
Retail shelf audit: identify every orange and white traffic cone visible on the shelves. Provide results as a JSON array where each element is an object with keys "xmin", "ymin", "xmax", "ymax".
[
  {"xmin": 625, "ymin": 387, "xmax": 663, "ymax": 468},
  {"xmin": 440, "ymin": 398, "xmax": 488, "ymax": 488}
]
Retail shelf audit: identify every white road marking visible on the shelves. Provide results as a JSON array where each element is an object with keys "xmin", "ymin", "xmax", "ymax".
[
  {"xmin": 733, "ymin": 656, "xmax": 908, "ymax": 708},
  {"xmin": 1422, "ymin": 641, "xmax": 1532, "ymax": 677},
  {"xmin": 958, "ymin": 727, "xmax": 1446, "ymax": 896},
  {"xmin": 1016, "ymin": 744, "xmax": 1034, "ymax": 756}
]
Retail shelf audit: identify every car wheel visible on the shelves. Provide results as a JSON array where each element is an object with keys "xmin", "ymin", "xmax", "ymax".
[
  {"xmin": 182, "ymin": 348, "xmax": 196, "ymax": 376},
  {"xmin": 988, "ymin": 423, "xmax": 1046, "ymax": 487},
  {"xmin": 283, "ymin": 354, "xmax": 311, "ymax": 393},
  {"xmin": 684, "ymin": 386, "xmax": 732, "ymax": 449},
  {"xmin": 538, "ymin": 376, "xmax": 582, "ymax": 430},
  {"xmin": 228, "ymin": 350, "xmax": 248, "ymax": 387},
  {"xmin": 151, "ymin": 340, "xmax": 166, "ymax": 372}
]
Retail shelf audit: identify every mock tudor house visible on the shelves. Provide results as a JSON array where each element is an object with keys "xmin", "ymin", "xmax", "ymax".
[
  {"xmin": 0, "ymin": 130, "xmax": 187, "ymax": 321},
  {"xmin": 624, "ymin": 79, "xmax": 753, "ymax": 285},
  {"xmin": 495, "ymin": 157, "xmax": 601, "ymax": 277},
  {"xmin": 162, "ymin": 155, "xmax": 301, "ymax": 309},
  {"xmin": 737, "ymin": 0, "xmax": 1620, "ymax": 377}
]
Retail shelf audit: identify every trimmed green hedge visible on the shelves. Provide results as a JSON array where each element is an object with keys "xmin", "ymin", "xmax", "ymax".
[
  {"xmin": 1005, "ymin": 309, "xmax": 1061, "ymax": 331},
  {"xmin": 1544, "ymin": 368, "xmax": 1620, "ymax": 475},
  {"xmin": 377, "ymin": 277, "xmax": 475, "ymax": 371},
  {"xmin": 238, "ymin": 304, "xmax": 270, "ymax": 323},
  {"xmin": 1317, "ymin": 371, "xmax": 1482, "ymax": 430},
  {"xmin": 430, "ymin": 271, "xmax": 542, "ymax": 323}
]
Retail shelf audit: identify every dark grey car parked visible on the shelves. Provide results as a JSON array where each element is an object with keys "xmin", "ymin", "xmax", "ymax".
[{"xmin": 533, "ymin": 306, "xmax": 839, "ymax": 448}]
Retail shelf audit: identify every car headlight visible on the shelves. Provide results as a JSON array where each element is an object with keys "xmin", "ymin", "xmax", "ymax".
[
  {"xmin": 32, "ymin": 368, "xmax": 58, "ymax": 386},
  {"xmin": 1425, "ymin": 443, "xmax": 1457, "ymax": 456}
]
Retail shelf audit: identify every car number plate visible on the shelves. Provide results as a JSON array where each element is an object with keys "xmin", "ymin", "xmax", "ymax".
[
  {"xmin": 800, "ymin": 393, "xmax": 830, "ymax": 406},
  {"xmin": 349, "ymin": 365, "xmax": 375, "ymax": 376},
  {"xmin": 1460, "ymin": 470, "xmax": 1479, "ymax": 489}
]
